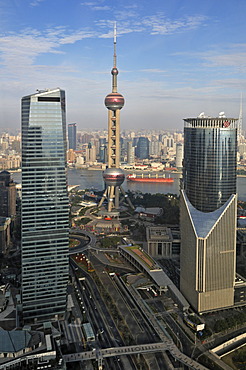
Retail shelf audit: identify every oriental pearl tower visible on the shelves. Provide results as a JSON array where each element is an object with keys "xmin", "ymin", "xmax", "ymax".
[{"xmin": 98, "ymin": 23, "xmax": 133, "ymax": 216}]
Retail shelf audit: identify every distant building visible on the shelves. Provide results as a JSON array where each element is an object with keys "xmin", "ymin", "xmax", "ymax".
[
  {"xmin": 149, "ymin": 140, "xmax": 161, "ymax": 157},
  {"xmin": 175, "ymin": 143, "xmax": 183, "ymax": 169},
  {"xmin": 85, "ymin": 142, "xmax": 96, "ymax": 163},
  {"xmin": 99, "ymin": 137, "xmax": 107, "ymax": 163},
  {"xmin": 68, "ymin": 123, "xmax": 77, "ymax": 150},
  {"xmin": 21, "ymin": 88, "xmax": 69, "ymax": 323},
  {"xmin": 0, "ymin": 170, "xmax": 16, "ymax": 218},
  {"xmin": 180, "ymin": 115, "xmax": 238, "ymax": 312},
  {"xmin": 136, "ymin": 137, "xmax": 149, "ymax": 159},
  {"xmin": 127, "ymin": 140, "xmax": 135, "ymax": 164},
  {"xmin": 135, "ymin": 207, "xmax": 162, "ymax": 221},
  {"xmin": 0, "ymin": 217, "xmax": 11, "ymax": 254}
]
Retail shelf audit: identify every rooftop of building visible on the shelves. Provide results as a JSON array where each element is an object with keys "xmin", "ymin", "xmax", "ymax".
[
  {"xmin": 119, "ymin": 245, "xmax": 190, "ymax": 310},
  {"xmin": 184, "ymin": 115, "xmax": 238, "ymax": 129},
  {"xmin": 122, "ymin": 245, "xmax": 160, "ymax": 271},
  {"xmin": 0, "ymin": 329, "xmax": 32, "ymax": 353},
  {"xmin": 146, "ymin": 226, "xmax": 173, "ymax": 242}
]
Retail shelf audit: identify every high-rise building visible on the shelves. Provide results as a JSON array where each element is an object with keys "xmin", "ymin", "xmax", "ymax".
[
  {"xmin": 68, "ymin": 123, "xmax": 77, "ymax": 150},
  {"xmin": 136, "ymin": 137, "xmax": 149, "ymax": 159},
  {"xmin": 175, "ymin": 143, "xmax": 183, "ymax": 169},
  {"xmin": 180, "ymin": 115, "xmax": 238, "ymax": 312},
  {"xmin": 99, "ymin": 138, "xmax": 107, "ymax": 163},
  {"xmin": 127, "ymin": 140, "xmax": 135, "ymax": 164},
  {"xmin": 149, "ymin": 140, "xmax": 161, "ymax": 157},
  {"xmin": 85, "ymin": 142, "xmax": 96, "ymax": 163},
  {"xmin": 21, "ymin": 88, "xmax": 69, "ymax": 323},
  {"xmin": 0, "ymin": 170, "xmax": 16, "ymax": 218}
]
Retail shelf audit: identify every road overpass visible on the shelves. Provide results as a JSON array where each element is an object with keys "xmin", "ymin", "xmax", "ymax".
[{"xmin": 63, "ymin": 341, "xmax": 209, "ymax": 370}]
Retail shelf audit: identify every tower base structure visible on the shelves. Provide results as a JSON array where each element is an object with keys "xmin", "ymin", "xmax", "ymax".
[
  {"xmin": 180, "ymin": 190, "xmax": 237, "ymax": 313},
  {"xmin": 98, "ymin": 184, "xmax": 134, "ymax": 217}
]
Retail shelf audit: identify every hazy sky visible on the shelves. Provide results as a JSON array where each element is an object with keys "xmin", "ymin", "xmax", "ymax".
[{"xmin": 0, "ymin": 0, "xmax": 245, "ymax": 132}]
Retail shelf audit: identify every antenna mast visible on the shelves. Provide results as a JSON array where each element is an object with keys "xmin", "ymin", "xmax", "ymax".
[{"xmin": 238, "ymin": 93, "xmax": 243, "ymax": 143}]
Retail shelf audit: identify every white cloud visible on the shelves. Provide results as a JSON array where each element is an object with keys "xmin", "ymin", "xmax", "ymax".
[
  {"xmin": 30, "ymin": 0, "xmax": 46, "ymax": 7},
  {"xmin": 0, "ymin": 27, "xmax": 100, "ymax": 72},
  {"xmin": 142, "ymin": 14, "xmax": 207, "ymax": 35},
  {"xmin": 92, "ymin": 6, "xmax": 110, "ymax": 11},
  {"xmin": 176, "ymin": 44, "xmax": 246, "ymax": 72},
  {"xmin": 203, "ymin": 52, "xmax": 246, "ymax": 70},
  {"xmin": 140, "ymin": 69, "xmax": 167, "ymax": 74}
]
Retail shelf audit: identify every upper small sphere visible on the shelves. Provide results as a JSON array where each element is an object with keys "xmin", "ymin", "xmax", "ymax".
[
  {"xmin": 111, "ymin": 67, "xmax": 118, "ymax": 75},
  {"xmin": 105, "ymin": 93, "xmax": 125, "ymax": 110}
]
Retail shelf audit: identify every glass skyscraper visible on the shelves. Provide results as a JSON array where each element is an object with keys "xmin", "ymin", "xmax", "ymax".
[
  {"xmin": 21, "ymin": 88, "xmax": 69, "ymax": 323},
  {"xmin": 180, "ymin": 116, "xmax": 238, "ymax": 312},
  {"xmin": 183, "ymin": 118, "xmax": 237, "ymax": 212},
  {"xmin": 68, "ymin": 123, "xmax": 77, "ymax": 150},
  {"xmin": 136, "ymin": 137, "xmax": 149, "ymax": 159}
]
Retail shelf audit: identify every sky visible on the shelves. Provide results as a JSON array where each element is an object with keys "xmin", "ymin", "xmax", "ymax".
[{"xmin": 0, "ymin": 0, "xmax": 246, "ymax": 132}]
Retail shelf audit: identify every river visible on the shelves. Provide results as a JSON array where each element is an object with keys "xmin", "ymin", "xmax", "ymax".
[{"xmin": 11, "ymin": 168, "xmax": 246, "ymax": 201}]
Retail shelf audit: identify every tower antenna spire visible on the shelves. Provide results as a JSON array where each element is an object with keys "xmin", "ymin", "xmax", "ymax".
[
  {"xmin": 113, "ymin": 21, "xmax": 117, "ymax": 67},
  {"xmin": 111, "ymin": 21, "xmax": 118, "ymax": 93},
  {"xmin": 238, "ymin": 92, "xmax": 243, "ymax": 143}
]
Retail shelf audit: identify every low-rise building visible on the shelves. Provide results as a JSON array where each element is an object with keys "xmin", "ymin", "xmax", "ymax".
[{"xmin": 146, "ymin": 226, "xmax": 173, "ymax": 258}]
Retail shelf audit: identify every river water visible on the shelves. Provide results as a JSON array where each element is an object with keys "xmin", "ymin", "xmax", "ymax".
[{"xmin": 12, "ymin": 168, "xmax": 246, "ymax": 201}]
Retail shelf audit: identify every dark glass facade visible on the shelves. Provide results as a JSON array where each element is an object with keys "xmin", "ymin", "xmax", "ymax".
[
  {"xmin": 68, "ymin": 123, "xmax": 77, "ymax": 150},
  {"xmin": 136, "ymin": 137, "xmax": 149, "ymax": 159},
  {"xmin": 21, "ymin": 89, "xmax": 69, "ymax": 322},
  {"xmin": 183, "ymin": 118, "xmax": 237, "ymax": 212}
]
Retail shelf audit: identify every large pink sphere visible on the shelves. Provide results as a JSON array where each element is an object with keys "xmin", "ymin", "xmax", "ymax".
[
  {"xmin": 103, "ymin": 168, "xmax": 125, "ymax": 186},
  {"xmin": 105, "ymin": 93, "xmax": 125, "ymax": 110}
]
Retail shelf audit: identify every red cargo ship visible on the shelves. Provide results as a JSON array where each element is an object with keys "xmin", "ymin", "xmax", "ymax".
[{"xmin": 127, "ymin": 173, "xmax": 174, "ymax": 183}]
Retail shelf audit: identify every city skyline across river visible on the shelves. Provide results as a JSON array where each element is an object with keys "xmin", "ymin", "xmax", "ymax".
[{"xmin": 12, "ymin": 168, "xmax": 246, "ymax": 201}]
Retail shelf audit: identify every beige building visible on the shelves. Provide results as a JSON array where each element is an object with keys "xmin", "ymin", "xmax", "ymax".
[
  {"xmin": 180, "ymin": 191, "xmax": 237, "ymax": 313},
  {"xmin": 146, "ymin": 226, "xmax": 173, "ymax": 258},
  {"xmin": 0, "ymin": 217, "xmax": 11, "ymax": 254}
]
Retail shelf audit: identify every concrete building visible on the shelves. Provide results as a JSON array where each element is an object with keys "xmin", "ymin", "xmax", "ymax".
[
  {"xmin": 175, "ymin": 143, "xmax": 183, "ymax": 169},
  {"xmin": 85, "ymin": 142, "xmax": 96, "ymax": 163},
  {"xmin": 21, "ymin": 88, "xmax": 69, "ymax": 323},
  {"xmin": 127, "ymin": 140, "xmax": 135, "ymax": 164},
  {"xmin": 0, "ymin": 217, "xmax": 11, "ymax": 254},
  {"xmin": 0, "ymin": 170, "xmax": 16, "ymax": 219},
  {"xmin": 149, "ymin": 140, "xmax": 161, "ymax": 157},
  {"xmin": 180, "ymin": 115, "xmax": 238, "ymax": 312},
  {"xmin": 146, "ymin": 226, "xmax": 173, "ymax": 258}
]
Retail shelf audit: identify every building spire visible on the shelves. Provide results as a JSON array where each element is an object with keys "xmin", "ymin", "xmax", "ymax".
[
  {"xmin": 113, "ymin": 21, "xmax": 117, "ymax": 67},
  {"xmin": 238, "ymin": 93, "xmax": 243, "ymax": 143},
  {"xmin": 111, "ymin": 21, "xmax": 118, "ymax": 93}
]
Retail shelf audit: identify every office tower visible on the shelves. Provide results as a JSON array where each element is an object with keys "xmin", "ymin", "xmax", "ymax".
[
  {"xmin": 99, "ymin": 138, "xmax": 107, "ymax": 163},
  {"xmin": 149, "ymin": 140, "xmax": 161, "ymax": 157},
  {"xmin": 21, "ymin": 88, "xmax": 69, "ymax": 323},
  {"xmin": 85, "ymin": 142, "xmax": 96, "ymax": 163},
  {"xmin": 180, "ymin": 115, "xmax": 238, "ymax": 312},
  {"xmin": 0, "ymin": 170, "xmax": 16, "ymax": 218},
  {"xmin": 238, "ymin": 95, "xmax": 243, "ymax": 143},
  {"xmin": 136, "ymin": 137, "xmax": 149, "ymax": 159},
  {"xmin": 98, "ymin": 24, "xmax": 133, "ymax": 215},
  {"xmin": 68, "ymin": 123, "xmax": 77, "ymax": 150},
  {"xmin": 175, "ymin": 143, "xmax": 183, "ymax": 169},
  {"xmin": 127, "ymin": 141, "xmax": 135, "ymax": 164}
]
